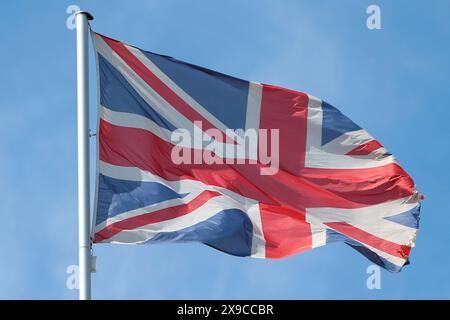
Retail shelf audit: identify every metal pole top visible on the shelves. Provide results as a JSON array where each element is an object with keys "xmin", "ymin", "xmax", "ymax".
[{"xmin": 76, "ymin": 11, "xmax": 94, "ymax": 21}]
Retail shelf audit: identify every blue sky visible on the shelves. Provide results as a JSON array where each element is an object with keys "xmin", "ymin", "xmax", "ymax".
[{"xmin": 1, "ymin": 0, "xmax": 449, "ymax": 299}]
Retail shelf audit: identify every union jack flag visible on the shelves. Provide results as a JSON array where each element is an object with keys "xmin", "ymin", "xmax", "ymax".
[{"xmin": 91, "ymin": 32, "xmax": 421, "ymax": 272}]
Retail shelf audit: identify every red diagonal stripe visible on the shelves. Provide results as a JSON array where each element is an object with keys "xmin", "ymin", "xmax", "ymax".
[
  {"xmin": 325, "ymin": 221, "xmax": 411, "ymax": 259},
  {"xmin": 94, "ymin": 190, "xmax": 221, "ymax": 242},
  {"xmin": 346, "ymin": 140, "xmax": 383, "ymax": 156},
  {"xmin": 98, "ymin": 33, "xmax": 236, "ymax": 144}
]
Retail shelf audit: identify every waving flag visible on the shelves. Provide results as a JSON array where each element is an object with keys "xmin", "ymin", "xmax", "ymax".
[{"xmin": 91, "ymin": 32, "xmax": 421, "ymax": 272}]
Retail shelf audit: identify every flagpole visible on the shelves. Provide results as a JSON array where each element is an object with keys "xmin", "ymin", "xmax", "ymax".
[{"xmin": 76, "ymin": 10, "xmax": 94, "ymax": 300}]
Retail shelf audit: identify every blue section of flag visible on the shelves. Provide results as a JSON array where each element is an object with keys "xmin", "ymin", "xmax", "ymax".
[
  {"xmin": 325, "ymin": 228, "xmax": 347, "ymax": 244},
  {"xmin": 326, "ymin": 229, "xmax": 402, "ymax": 272},
  {"xmin": 321, "ymin": 101, "xmax": 362, "ymax": 145},
  {"xmin": 98, "ymin": 53, "xmax": 176, "ymax": 131},
  {"xmin": 384, "ymin": 205, "xmax": 420, "ymax": 229},
  {"xmin": 146, "ymin": 209, "xmax": 253, "ymax": 257},
  {"xmin": 346, "ymin": 242, "xmax": 404, "ymax": 272},
  {"xmin": 141, "ymin": 50, "xmax": 250, "ymax": 130},
  {"xmin": 96, "ymin": 174, "xmax": 187, "ymax": 225}
]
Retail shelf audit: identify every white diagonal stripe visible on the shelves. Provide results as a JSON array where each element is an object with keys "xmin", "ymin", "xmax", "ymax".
[
  {"xmin": 306, "ymin": 194, "xmax": 420, "ymax": 245},
  {"xmin": 97, "ymin": 161, "xmax": 267, "ymax": 253},
  {"xmin": 92, "ymin": 33, "xmax": 194, "ymax": 134},
  {"xmin": 305, "ymin": 94, "xmax": 396, "ymax": 169},
  {"xmin": 126, "ymin": 45, "xmax": 233, "ymax": 136}
]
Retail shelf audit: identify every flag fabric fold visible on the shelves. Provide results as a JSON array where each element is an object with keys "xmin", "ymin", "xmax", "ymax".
[{"xmin": 91, "ymin": 31, "xmax": 421, "ymax": 272}]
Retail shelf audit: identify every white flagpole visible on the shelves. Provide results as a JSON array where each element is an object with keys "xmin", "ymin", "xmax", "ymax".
[{"xmin": 76, "ymin": 11, "xmax": 94, "ymax": 300}]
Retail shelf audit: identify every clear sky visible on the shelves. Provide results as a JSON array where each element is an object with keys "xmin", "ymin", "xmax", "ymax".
[{"xmin": 1, "ymin": 0, "xmax": 449, "ymax": 299}]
